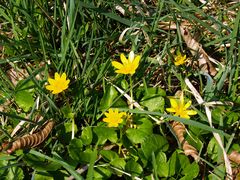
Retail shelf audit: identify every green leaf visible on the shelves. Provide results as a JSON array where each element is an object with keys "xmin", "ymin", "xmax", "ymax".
[
  {"xmin": 121, "ymin": 79, "xmax": 129, "ymax": 90},
  {"xmin": 93, "ymin": 167, "xmax": 112, "ymax": 179},
  {"xmin": 93, "ymin": 127, "xmax": 118, "ymax": 145},
  {"xmin": 29, "ymin": 150, "xmax": 83, "ymax": 180},
  {"xmin": 99, "ymin": 85, "xmax": 127, "ymax": 111},
  {"xmin": 140, "ymin": 87, "xmax": 166, "ymax": 112},
  {"xmin": 5, "ymin": 166, "xmax": 24, "ymax": 180},
  {"xmin": 156, "ymin": 151, "xmax": 169, "ymax": 177},
  {"xmin": 61, "ymin": 105, "xmax": 74, "ymax": 119},
  {"xmin": 100, "ymin": 150, "xmax": 119, "ymax": 162},
  {"xmin": 57, "ymin": 122, "xmax": 78, "ymax": 144},
  {"xmin": 78, "ymin": 149, "xmax": 95, "ymax": 163},
  {"xmin": 34, "ymin": 171, "xmax": 54, "ymax": 180},
  {"xmin": 185, "ymin": 130, "xmax": 203, "ymax": 150},
  {"xmin": 226, "ymin": 112, "xmax": 239, "ymax": 125},
  {"xmin": 15, "ymin": 90, "xmax": 34, "ymax": 112},
  {"xmin": 68, "ymin": 138, "xmax": 83, "ymax": 161},
  {"xmin": 16, "ymin": 79, "xmax": 35, "ymax": 93},
  {"xmin": 80, "ymin": 127, "xmax": 92, "ymax": 145},
  {"xmin": 141, "ymin": 134, "xmax": 169, "ymax": 159},
  {"xmin": 141, "ymin": 95, "xmax": 165, "ymax": 112},
  {"xmin": 178, "ymin": 153, "xmax": 190, "ymax": 171},
  {"xmin": 23, "ymin": 154, "xmax": 61, "ymax": 171},
  {"xmin": 110, "ymin": 158, "xmax": 126, "ymax": 170},
  {"xmin": 125, "ymin": 159, "xmax": 143, "ymax": 176},
  {"xmin": 126, "ymin": 117, "xmax": 153, "ymax": 144},
  {"xmin": 168, "ymin": 151, "xmax": 178, "ymax": 177},
  {"xmin": 99, "ymin": 85, "xmax": 118, "ymax": 110},
  {"xmin": 144, "ymin": 87, "xmax": 166, "ymax": 97},
  {"xmin": 182, "ymin": 161, "xmax": 199, "ymax": 178},
  {"xmin": 207, "ymin": 137, "xmax": 221, "ymax": 162}
]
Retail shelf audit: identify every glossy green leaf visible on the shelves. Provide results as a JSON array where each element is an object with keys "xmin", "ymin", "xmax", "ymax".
[
  {"xmin": 182, "ymin": 161, "xmax": 199, "ymax": 178},
  {"xmin": 100, "ymin": 150, "xmax": 119, "ymax": 162},
  {"xmin": 93, "ymin": 167, "xmax": 112, "ymax": 179},
  {"xmin": 126, "ymin": 117, "xmax": 153, "ymax": 144},
  {"xmin": 125, "ymin": 159, "xmax": 143, "ymax": 176},
  {"xmin": 100, "ymin": 85, "xmax": 118, "ymax": 110},
  {"xmin": 207, "ymin": 137, "xmax": 221, "ymax": 162},
  {"xmin": 5, "ymin": 166, "xmax": 24, "ymax": 180},
  {"xmin": 140, "ymin": 87, "xmax": 166, "ymax": 112},
  {"xmin": 80, "ymin": 127, "xmax": 92, "ymax": 145},
  {"xmin": 141, "ymin": 95, "xmax": 165, "ymax": 112},
  {"xmin": 168, "ymin": 151, "xmax": 178, "ymax": 177},
  {"xmin": 144, "ymin": 87, "xmax": 166, "ymax": 97},
  {"xmin": 15, "ymin": 90, "xmax": 34, "ymax": 112},
  {"xmin": 121, "ymin": 79, "xmax": 129, "ymax": 90},
  {"xmin": 93, "ymin": 127, "xmax": 118, "ymax": 145},
  {"xmin": 68, "ymin": 138, "xmax": 83, "ymax": 161},
  {"xmin": 16, "ymin": 79, "xmax": 35, "ymax": 93},
  {"xmin": 34, "ymin": 172, "xmax": 54, "ymax": 180},
  {"xmin": 156, "ymin": 152, "xmax": 169, "ymax": 177},
  {"xmin": 141, "ymin": 134, "xmax": 169, "ymax": 159},
  {"xmin": 178, "ymin": 153, "xmax": 190, "ymax": 171},
  {"xmin": 226, "ymin": 112, "xmax": 239, "ymax": 125},
  {"xmin": 58, "ymin": 122, "xmax": 78, "ymax": 144},
  {"xmin": 99, "ymin": 85, "xmax": 127, "ymax": 111},
  {"xmin": 78, "ymin": 149, "xmax": 95, "ymax": 163},
  {"xmin": 110, "ymin": 158, "xmax": 126, "ymax": 170},
  {"xmin": 61, "ymin": 105, "xmax": 74, "ymax": 119},
  {"xmin": 24, "ymin": 154, "xmax": 61, "ymax": 171}
]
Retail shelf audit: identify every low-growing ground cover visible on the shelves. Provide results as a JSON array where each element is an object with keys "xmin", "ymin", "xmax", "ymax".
[{"xmin": 0, "ymin": 0, "xmax": 239, "ymax": 179}]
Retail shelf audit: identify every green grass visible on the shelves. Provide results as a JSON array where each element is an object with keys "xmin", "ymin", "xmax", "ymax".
[{"xmin": 0, "ymin": 0, "xmax": 240, "ymax": 179}]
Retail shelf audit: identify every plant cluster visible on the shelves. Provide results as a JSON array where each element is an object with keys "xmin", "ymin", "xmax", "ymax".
[{"xmin": 0, "ymin": 0, "xmax": 239, "ymax": 179}]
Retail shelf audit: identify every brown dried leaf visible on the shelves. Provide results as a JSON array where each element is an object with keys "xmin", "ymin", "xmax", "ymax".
[
  {"xmin": 171, "ymin": 121, "xmax": 199, "ymax": 160},
  {"xmin": 1, "ymin": 120, "xmax": 55, "ymax": 154},
  {"xmin": 158, "ymin": 22, "xmax": 218, "ymax": 76},
  {"xmin": 179, "ymin": 25, "xmax": 217, "ymax": 76},
  {"xmin": 228, "ymin": 151, "xmax": 240, "ymax": 165}
]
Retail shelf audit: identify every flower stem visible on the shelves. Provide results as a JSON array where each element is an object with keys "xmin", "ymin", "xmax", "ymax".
[{"xmin": 129, "ymin": 76, "xmax": 133, "ymax": 109}]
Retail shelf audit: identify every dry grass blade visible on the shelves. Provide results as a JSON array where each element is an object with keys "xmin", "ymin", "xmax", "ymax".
[{"xmin": 185, "ymin": 78, "xmax": 233, "ymax": 179}]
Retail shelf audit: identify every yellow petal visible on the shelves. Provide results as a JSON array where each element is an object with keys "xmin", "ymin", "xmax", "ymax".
[
  {"xmin": 184, "ymin": 100, "xmax": 192, "ymax": 109},
  {"xmin": 181, "ymin": 114, "xmax": 190, "ymax": 119},
  {"xmin": 55, "ymin": 72, "xmax": 60, "ymax": 80},
  {"xmin": 186, "ymin": 110, "xmax": 197, "ymax": 115},
  {"xmin": 103, "ymin": 117, "xmax": 110, "ymax": 123},
  {"xmin": 183, "ymin": 55, "xmax": 186, "ymax": 60},
  {"xmin": 64, "ymin": 79, "xmax": 70, "ymax": 86},
  {"xmin": 120, "ymin": 53, "xmax": 128, "ymax": 65},
  {"xmin": 166, "ymin": 108, "xmax": 176, "ymax": 113},
  {"xmin": 52, "ymin": 89, "xmax": 60, "ymax": 94},
  {"xmin": 116, "ymin": 69, "xmax": 128, "ymax": 75},
  {"xmin": 61, "ymin": 73, "xmax": 67, "ymax": 80},
  {"xmin": 169, "ymin": 98, "xmax": 178, "ymax": 108},
  {"xmin": 112, "ymin": 61, "xmax": 124, "ymax": 69},
  {"xmin": 132, "ymin": 55, "xmax": 140, "ymax": 68},
  {"xmin": 46, "ymin": 85, "xmax": 54, "ymax": 90},
  {"xmin": 174, "ymin": 61, "xmax": 182, "ymax": 66},
  {"xmin": 48, "ymin": 78, "xmax": 55, "ymax": 85}
]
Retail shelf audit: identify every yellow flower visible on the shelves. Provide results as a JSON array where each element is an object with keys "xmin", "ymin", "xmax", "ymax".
[
  {"xmin": 103, "ymin": 108, "xmax": 126, "ymax": 127},
  {"xmin": 112, "ymin": 51, "xmax": 140, "ymax": 75},
  {"xmin": 46, "ymin": 72, "xmax": 70, "ymax": 94},
  {"xmin": 166, "ymin": 92, "xmax": 197, "ymax": 119},
  {"xmin": 174, "ymin": 51, "xmax": 187, "ymax": 66}
]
